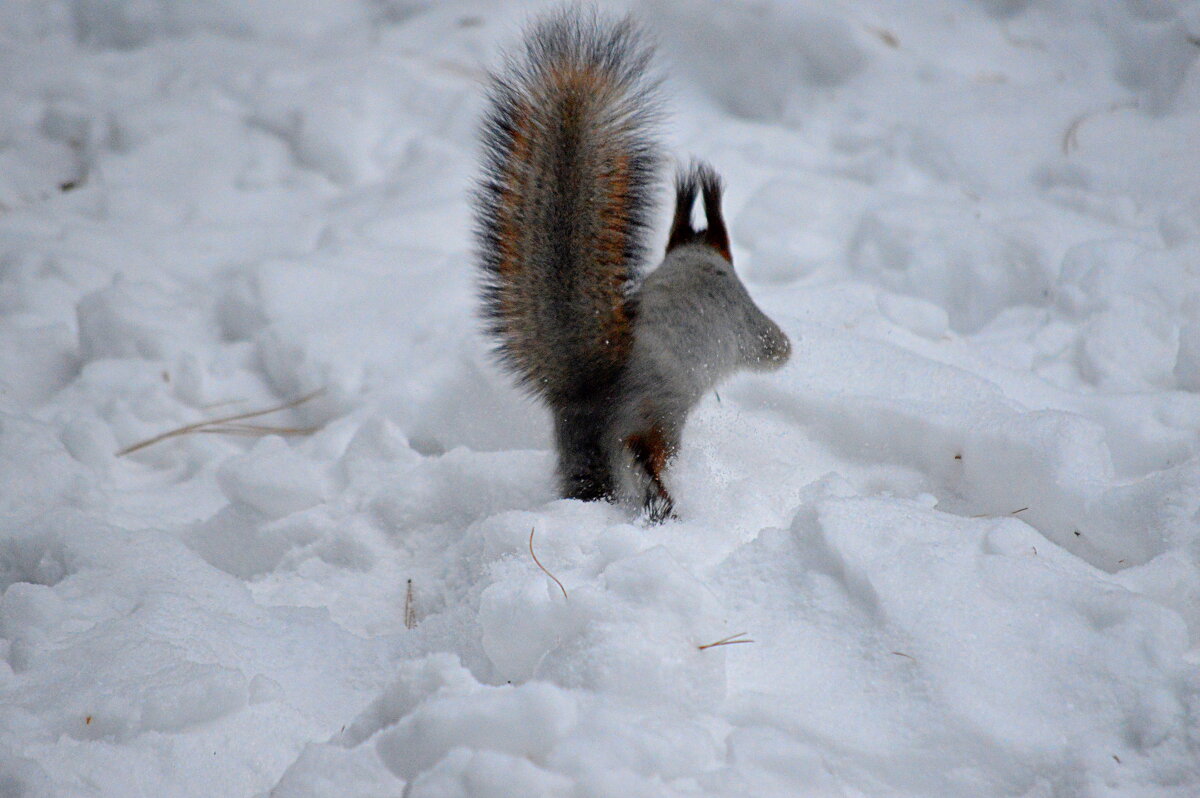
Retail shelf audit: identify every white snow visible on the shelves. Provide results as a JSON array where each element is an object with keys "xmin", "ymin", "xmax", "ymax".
[{"xmin": 2, "ymin": 0, "xmax": 1199, "ymax": 795}]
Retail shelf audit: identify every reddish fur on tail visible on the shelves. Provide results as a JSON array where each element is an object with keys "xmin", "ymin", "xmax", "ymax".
[{"xmin": 474, "ymin": 9, "xmax": 661, "ymax": 406}]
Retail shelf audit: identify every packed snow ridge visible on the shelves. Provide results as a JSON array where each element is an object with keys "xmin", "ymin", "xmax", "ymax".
[{"xmin": 2, "ymin": 1, "xmax": 1199, "ymax": 796}]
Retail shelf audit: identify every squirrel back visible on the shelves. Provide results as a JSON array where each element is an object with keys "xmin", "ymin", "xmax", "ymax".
[
  {"xmin": 475, "ymin": 8, "xmax": 661, "ymax": 404},
  {"xmin": 475, "ymin": 9, "xmax": 790, "ymax": 519}
]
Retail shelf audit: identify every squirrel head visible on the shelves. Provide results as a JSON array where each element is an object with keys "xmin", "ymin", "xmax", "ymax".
[{"xmin": 658, "ymin": 162, "xmax": 791, "ymax": 373}]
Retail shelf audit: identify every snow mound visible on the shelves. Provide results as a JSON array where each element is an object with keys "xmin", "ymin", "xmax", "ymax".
[
  {"xmin": 849, "ymin": 201, "xmax": 1049, "ymax": 333},
  {"xmin": 3, "ymin": 0, "xmax": 1200, "ymax": 795}
]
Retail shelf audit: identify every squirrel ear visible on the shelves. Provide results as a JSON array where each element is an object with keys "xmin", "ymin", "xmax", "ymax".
[
  {"xmin": 696, "ymin": 163, "xmax": 731, "ymax": 262},
  {"xmin": 666, "ymin": 166, "xmax": 698, "ymax": 253}
]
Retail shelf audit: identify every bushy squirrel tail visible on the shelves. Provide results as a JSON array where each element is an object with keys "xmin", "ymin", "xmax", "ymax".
[{"xmin": 474, "ymin": 8, "xmax": 661, "ymax": 404}]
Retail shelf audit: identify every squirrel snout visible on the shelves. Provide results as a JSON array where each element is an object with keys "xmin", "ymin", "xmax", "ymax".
[{"xmin": 756, "ymin": 326, "xmax": 792, "ymax": 371}]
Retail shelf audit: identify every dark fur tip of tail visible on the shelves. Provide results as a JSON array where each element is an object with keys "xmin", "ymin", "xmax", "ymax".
[{"xmin": 666, "ymin": 161, "xmax": 732, "ymax": 261}]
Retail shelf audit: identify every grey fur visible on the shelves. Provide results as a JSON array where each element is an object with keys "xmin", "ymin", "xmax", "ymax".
[{"xmin": 610, "ymin": 242, "xmax": 792, "ymax": 516}]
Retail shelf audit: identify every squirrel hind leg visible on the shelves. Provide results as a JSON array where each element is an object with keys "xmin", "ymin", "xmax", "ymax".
[{"xmin": 625, "ymin": 425, "xmax": 678, "ymax": 524}]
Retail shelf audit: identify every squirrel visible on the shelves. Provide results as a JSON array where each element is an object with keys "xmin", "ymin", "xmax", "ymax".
[{"xmin": 474, "ymin": 8, "xmax": 791, "ymax": 522}]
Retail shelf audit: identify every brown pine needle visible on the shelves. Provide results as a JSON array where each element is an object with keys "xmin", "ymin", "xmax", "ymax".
[
  {"xmin": 866, "ymin": 25, "xmax": 899, "ymax": 48},
  {"xmin": 404, "ymin": 579, "xmax": 417, "ymax": 630},
  {"xmin": 193, "ymin": 423, "xmax": 321, "ymax": 437},
  {"xmin": 698, "ymin": 632, "xmax": 754, "ymax": 651},
  {"xmin": 528, "ymin": 527, "xmax": 567, "ymax": 600},
  {"xmin": 1063, "ymin": 100, "xmax": 1136, "ymax": 155},
  {"xmin": 199, "ymin": 398, "xmax": 251, "ymax": 411},
  {"xmin": 971, "ymin": 506, "xmax": 1030, "ymax": 518},
  {"xmin": 117, "ymin": 389, "xmax": 325, "ymax": 456}
]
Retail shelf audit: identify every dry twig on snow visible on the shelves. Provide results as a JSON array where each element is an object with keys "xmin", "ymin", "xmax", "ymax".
[
  {"xmin": 528, "ymin": 527, "xmax": 568, "ymax": 600},
  {"xmin": 117, "ymin": 389, "xmax": 325, "ymax": 456},
  {"xmin": 698, "ymin": 632, "xmax": 754, "ymax": 651}
]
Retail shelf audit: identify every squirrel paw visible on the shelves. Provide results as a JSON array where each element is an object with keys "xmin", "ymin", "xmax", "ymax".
[{"xmin": 643, "ymin": 493, "xmax": 677, "ymax": 525}]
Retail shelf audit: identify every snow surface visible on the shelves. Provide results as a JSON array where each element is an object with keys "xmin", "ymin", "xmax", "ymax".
[{"xmin": 2, "ymin": 0, "xmax": 1200, "ymax": 795}]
